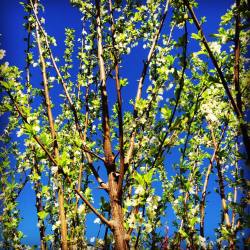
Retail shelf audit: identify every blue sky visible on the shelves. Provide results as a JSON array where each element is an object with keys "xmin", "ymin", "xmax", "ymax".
[{"xmin": 0, "ymin": 0, "xmax": 236, "ymax": 246}]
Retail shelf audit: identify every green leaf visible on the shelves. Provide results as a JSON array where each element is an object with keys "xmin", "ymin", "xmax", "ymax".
[
  {"xmin": 133, "ymin": 172, "xmax": 144, "ymax": 186},
  {"xmin": 179, "ymin": 228, "xmax": 188, "ymax": 238},
  {"xmin": 144, "ymin": 168, "xmax": 155, "ymax": 184},
  {"xmin": 37, "ymin": 211, "xmax": 48, "ymax": 220},
  {"xmin": 191, "ymin": 32, "xmax": 201, "ymax": 40}
]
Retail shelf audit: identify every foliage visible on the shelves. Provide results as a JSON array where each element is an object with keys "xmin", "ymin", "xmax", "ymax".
[{"xmin": 0, "ymin": 0, "xmax": 249, "ymax": 249}]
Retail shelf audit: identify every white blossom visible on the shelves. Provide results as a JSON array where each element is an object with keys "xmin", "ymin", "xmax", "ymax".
[
  {"xmin": 78, "ymin": 204, "xmax": 85, "ymax": 214},
  {"xmin": 33, "ymin": 125, "xmax": 40, "ymax": 133},
  {"xmin": 17, "ymin": 129, "xmax": 24, "ymax": 137},
  {"xmin": 198, "ymin": 235, "xmax": 206, "ymax": 249},
  {"xmin": 85, "ymin": 45, "xmax": 91, "ymax": 50},
  {"xmin": 127, "ymin": 214, "xmax": 136, "ymax": 228},
  {"xmin": 0, "ymin": 49, "xmax": 6, "ymax": 60},
  {"xmin": 173, "ymin": 199, "xmax": 179, "ymax": 206},
  {"xmin": 135, "ymin": 185, "xmax": 145, "ymax": 195},
  {"xmin": 52, "ymin": 220, "xmax": 61, "ymax": 231},
  {"xmin": 49, "ymin": 76, "xmax": 56, "ymax": 82},
  {"xmin": 210, "ymin": 41, "xmax": 221, "ymax": 54},
  {"xmin": 124, "ymin": 197, "xmax": 133, "ymax": 207},
  {"xmin": 51, "ymin": 166, "xmax": 58, "ymax": 175},
  {"xmin": 145, "ymin": 223, "xmax": 153, "ymax": 233},
  {"xmin": 90, "ymin": 237, "xmax": 95, "ymax": 243},
  {"xmin": 94, "ymin": 218, "xmax": 101, "ymax": 224},
  {"xmin": 146, "ymin": 196, "xmax": 153, "ymax": 203}
]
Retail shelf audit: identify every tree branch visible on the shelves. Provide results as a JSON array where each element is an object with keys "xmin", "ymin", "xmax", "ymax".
[
  {"xmin": 73, "ymin": 187, "xmax": 113, "ymax": 228},
  {"xmin": 183, "ymin": 0, "xmax": 241, "ymax": 118},
  {"xmin": 232, "ymin": 0, "xmax": 250, "ymax": 163},
  {"xmin": 108, "ymin": 0, "xmax": 125, "ymax": 197},
  {"xmin": 125, "ymin": 0, "xmax": 171, "ymax": 167},
  {"xmin": 151, "ymin": 20, "xmax": 188, "ymax": 169},
  {"xmin": 30, "ymin": 0, "xmax": 108, "ymax": 191},
  {"xmin": 200, "ymin": 123, "xmax": 227, "ymax": 237},
  {"xmin": 95, "ymin": 0, "xmax": 114, "ymax": 168},
  {"xmin": 8, "ymin": 91, "xmax": 111, "ymax": 227}
]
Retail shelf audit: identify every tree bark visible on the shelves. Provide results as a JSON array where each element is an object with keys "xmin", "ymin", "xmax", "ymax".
[
  {"xmin": 95, "ymin": 0, "xmax": 128, "ymax": 248},
  {"xmin": 108, "ymin": 172, "xmax": 129, "ymax": 250}
]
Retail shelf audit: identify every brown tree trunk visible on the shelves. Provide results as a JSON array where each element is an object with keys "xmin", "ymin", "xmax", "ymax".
[
  {"xmin": 229, "ymin": 238, "xmax": 236, "ymax": 250},
  {"xmin": 95, "ymin": 1, "xmax": 129, "ymax": 248},
  {"xmin": 108, "ymin": 172, "xmax": 129, "ymax": 250}
]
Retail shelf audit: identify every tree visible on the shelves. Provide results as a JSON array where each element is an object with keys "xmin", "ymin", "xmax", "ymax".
[{"xmin": 0, "ymin": 0, "xmax": 249, "ymax": 249}]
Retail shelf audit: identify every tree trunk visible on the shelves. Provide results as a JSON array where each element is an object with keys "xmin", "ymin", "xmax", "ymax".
[{"xmin": 108, "ymin": 172, "xmax": 129, "ymax": 250}]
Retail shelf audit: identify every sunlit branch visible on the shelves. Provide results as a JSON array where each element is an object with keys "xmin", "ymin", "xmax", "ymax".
[
  {"xmin": 29, "ymin": 1, "xmax": 109, "ymax": 194},
  {"xmin": 200, "ymin": 124, "xmax": 227, "ymax": 237},
  {"xmin": 25, "ymin": 23, "xmax": 47, "ymax": 249},
  {"xmin": 7, "ymin": 91, "xmax": 111, "ymax": 227},
  {"xmin": 231, "ymin": 147, "xmax": 239, "ymax": 228},
  {"xmin": 183, "ymin": 0, "xmax": 241, "ymax": 118},
  {"xmin": 209, "ymin": 126, "xmax": 231, "ymax": 227},
  {"xmin": 232, "ymin": 0, "xmax": 250, "ymax": 163},
  {"xmin": 125, "ymin": 0, "xmax": 171, "ymax": 167},
  {"xmin": 30, "ymin": 0, "xmax": 105, "ymax": 163},
  {"xmin": 151, "ymin": 20, "xmax": 188, "ymax": 170},
  {"xmin": 183, "ymin": 0, "xmax": 250, "ymax": 163},
  {"xmin": 95, "ymin": 0, "xmax": 114, "ymax": 168},
  {"xmin": 32, "ymin": 149, "xmax": 47, "ymax": 250},
  {"xmin": 108, "ymin": 0, "xmax": 125, "ymax": 197},
  {"xmin": 33, "ymin": 2, "xmax": 68, "ymax": 245},
  {"xmin": 73, "ymin": 187, "xmax": 113, "ymax": 228}
]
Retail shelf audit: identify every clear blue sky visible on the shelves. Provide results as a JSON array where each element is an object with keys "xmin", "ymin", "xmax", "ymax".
[{"xmin": 0, "ymin": 0, "xmax": 235, "ymax": 246}]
